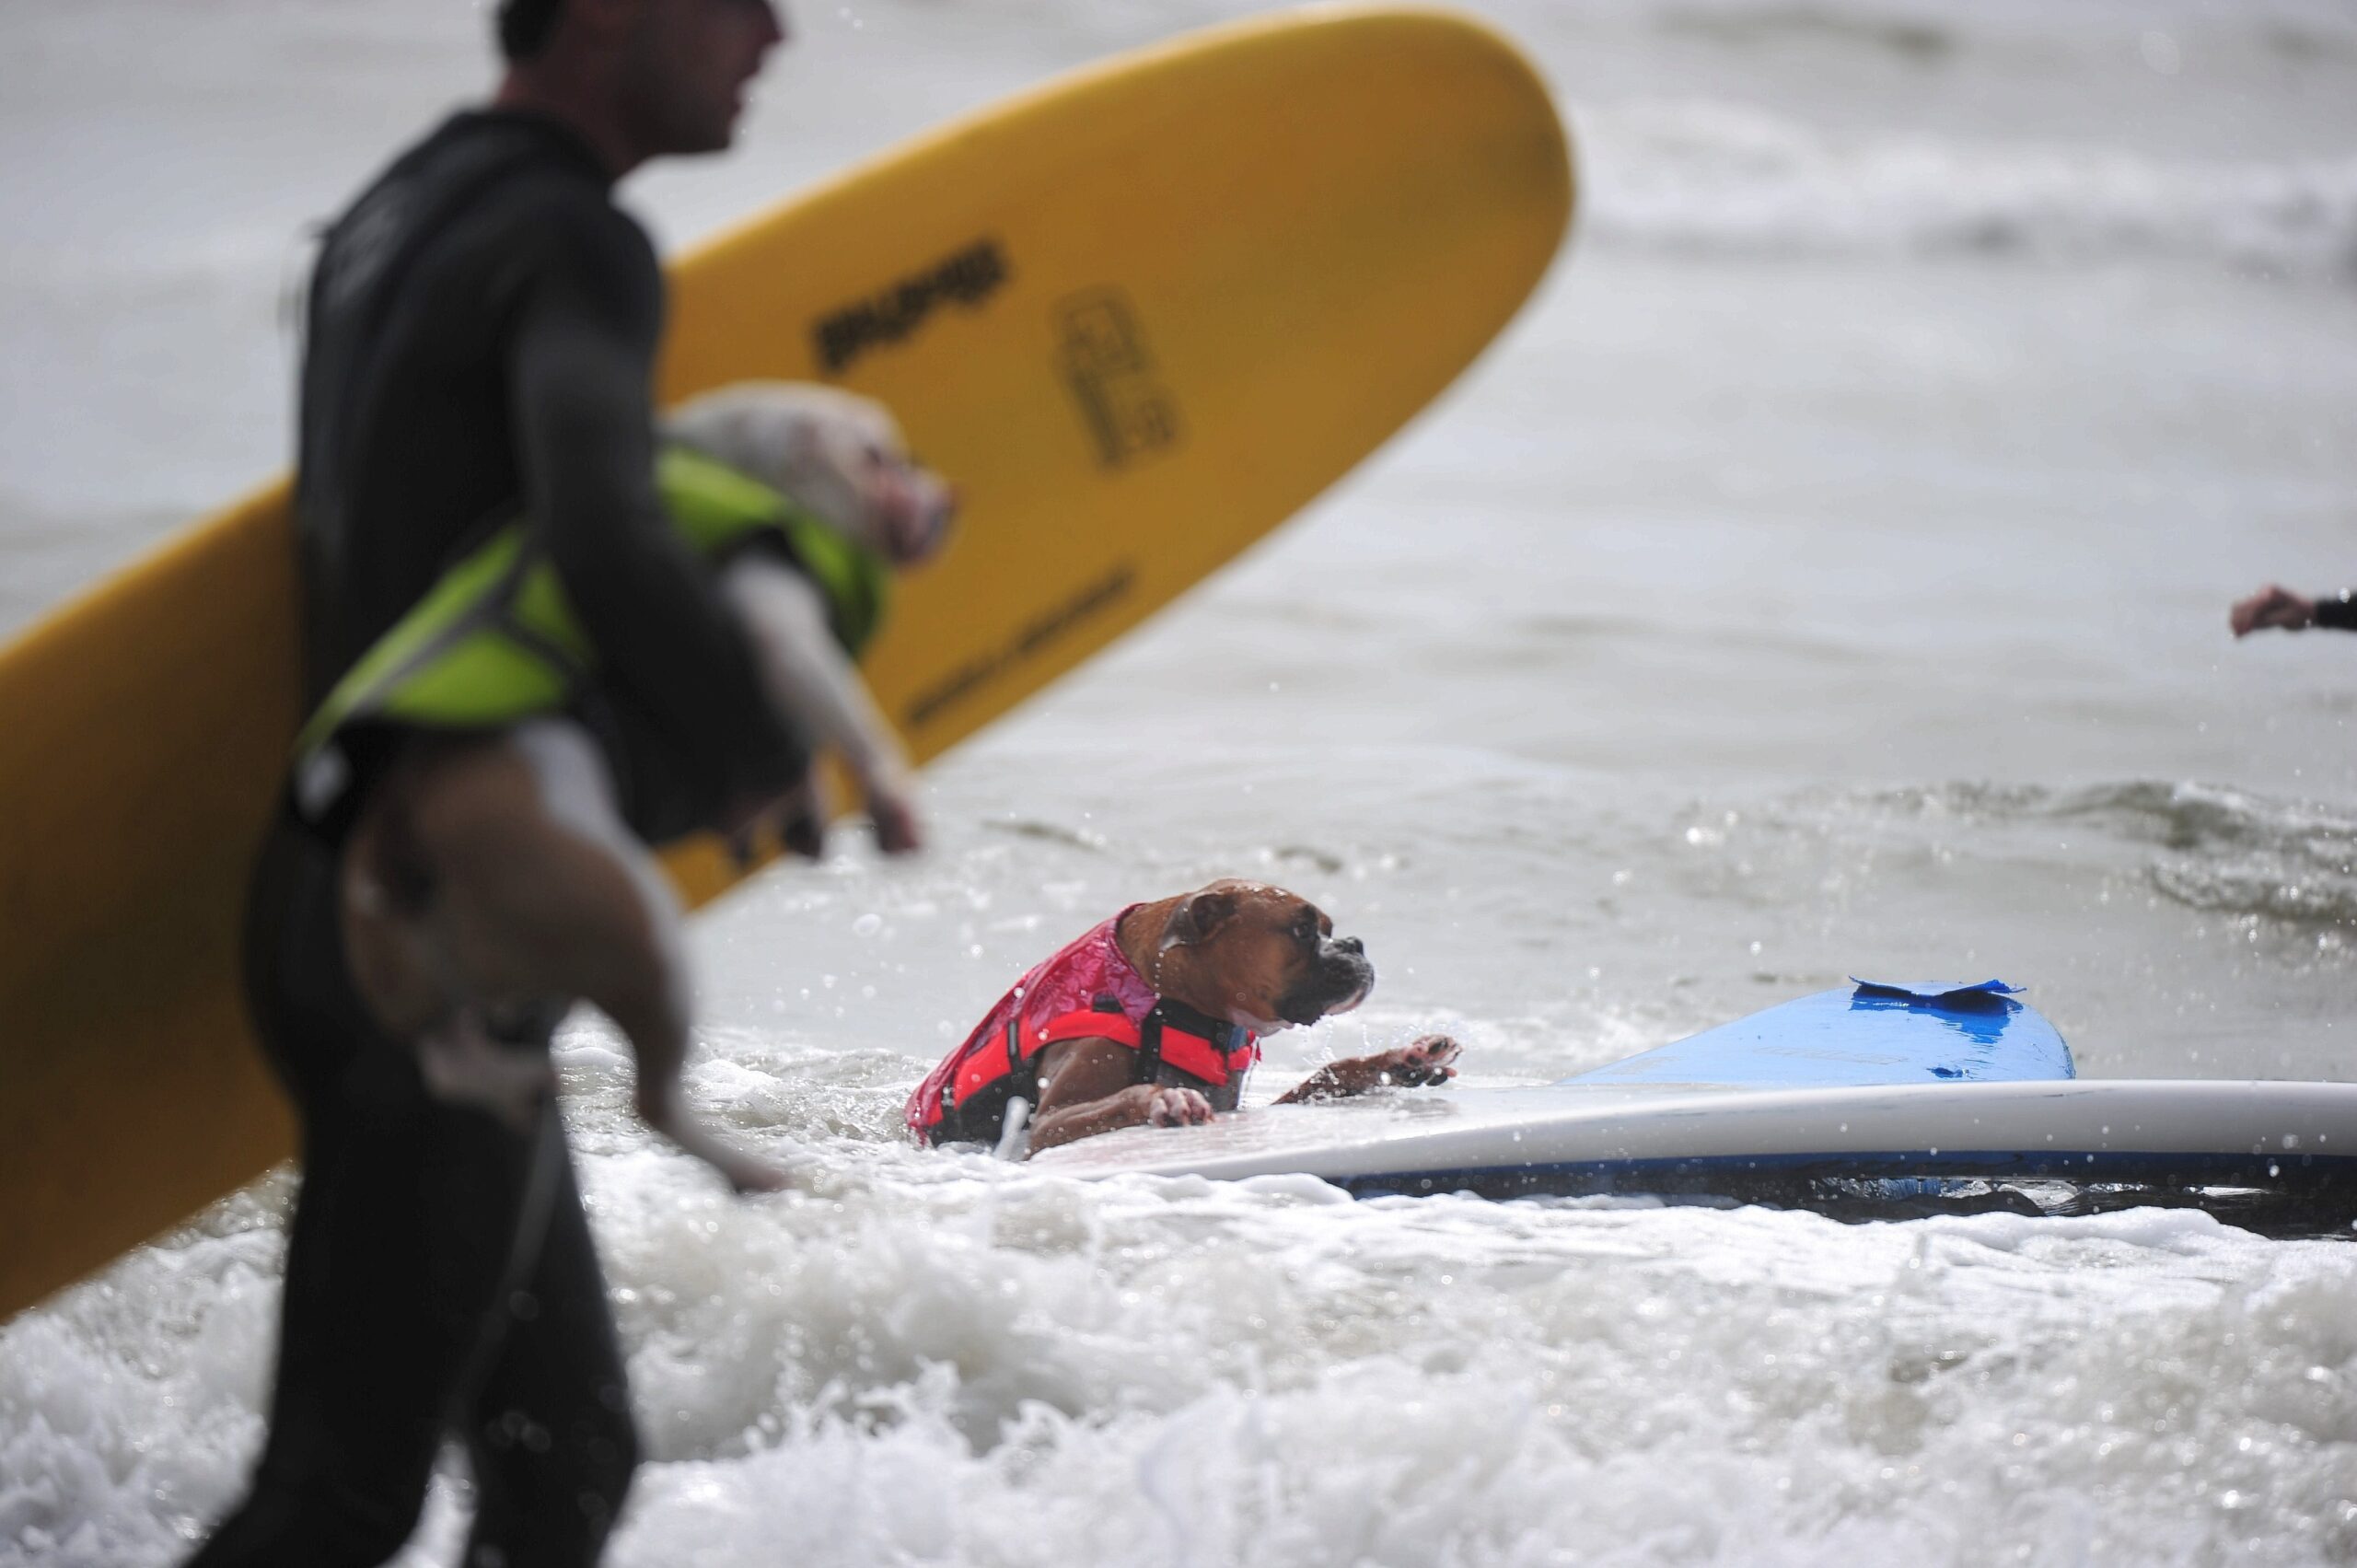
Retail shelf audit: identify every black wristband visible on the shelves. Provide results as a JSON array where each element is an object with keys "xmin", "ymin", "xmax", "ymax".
[{"xmin": 2316, "ymin": 591, "xmax": 2357, "ymax": 632}]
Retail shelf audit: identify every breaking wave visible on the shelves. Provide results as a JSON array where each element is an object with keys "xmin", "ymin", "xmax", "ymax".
[
  {"xmin": 2057, "ymin": 781, "xmax": 2357, "ymax": 930},
  {"xmin": 1829, "ymin": 779, "xmax": 2357, "ymax": 933},
  {"xmin": 1580, "ymin": 101, "xmax": 2357, "ymax": 274}
]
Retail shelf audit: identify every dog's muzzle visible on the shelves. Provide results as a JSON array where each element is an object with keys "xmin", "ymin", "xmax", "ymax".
[{"xmin": 1278, "ymin": 935, "xmax": 1375, "ymax": 1026}]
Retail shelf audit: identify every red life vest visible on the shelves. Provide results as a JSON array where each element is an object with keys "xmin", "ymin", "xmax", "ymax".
[{"xmin": 904, "ymin": 909, "xmax": 1261, "ymax": 1145}]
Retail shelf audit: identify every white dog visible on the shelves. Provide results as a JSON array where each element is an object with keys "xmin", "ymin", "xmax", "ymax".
[{"xmin": 329, "ymin": 383, "xmax": 955, "ymax": 1186}]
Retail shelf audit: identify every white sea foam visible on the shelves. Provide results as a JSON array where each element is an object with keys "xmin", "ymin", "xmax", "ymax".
[
  {"xmin": 12, "ymin": 1141, "xmax": 2357, "ymax": 1567},
  {"xmin": 1581, "ymin": 101, "xmax": 2357, "ymax": 273}
]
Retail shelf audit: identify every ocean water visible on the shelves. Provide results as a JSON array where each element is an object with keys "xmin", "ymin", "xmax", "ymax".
[{"xmin": 5, "ymin": 0, "xmax": 2357, "ymax": 1563}]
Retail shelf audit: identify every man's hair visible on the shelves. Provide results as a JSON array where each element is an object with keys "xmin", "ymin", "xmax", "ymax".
[{"xmin": 497, "ymin": 0, "xmax": 566, "ymax": 63}]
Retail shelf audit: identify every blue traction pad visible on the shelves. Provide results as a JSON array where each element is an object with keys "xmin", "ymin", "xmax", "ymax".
[
  {"xmin": 1848, "ymin": 978, "xmax": 2025, "ymax": 1007},
  {"xmin": 1562, "ymin": 978, "xmax": 2073, "ymax": 1089}
]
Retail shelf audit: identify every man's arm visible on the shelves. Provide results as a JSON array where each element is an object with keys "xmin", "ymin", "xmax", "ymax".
[
  {"xmin": 2232, "ymin": 585, "xmax": 2357, "ymax": 636},
  {"xmin": 506, "ymin": 207, "xmax": 805, "ymax": 820}
]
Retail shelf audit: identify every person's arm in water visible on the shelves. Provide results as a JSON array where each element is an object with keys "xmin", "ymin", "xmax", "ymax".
[
  {"xmin": 2231, "ymin": 585, "xmax": 2357, "ymax": 636},
  {"xmin": 506, "ymin": 198, "xmax": 807, "ymax": 819}
]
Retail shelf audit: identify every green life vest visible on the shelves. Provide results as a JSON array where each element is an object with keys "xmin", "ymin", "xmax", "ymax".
[{"xmin": 292, "ymin": 447, "xmax": 889, "ymax": 784}]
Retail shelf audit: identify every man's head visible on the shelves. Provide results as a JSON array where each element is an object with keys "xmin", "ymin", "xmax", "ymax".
[
  {"xmin": 1153, "ymin": 880, "xmax": 1376, "ymax": 1035},
  {"xmin": 498, "ymin": 0, "xmax": 570, "ymax": 62},
  {"xmin": 497, "ymin": 0, "xmax": 786, "ymax": 168}
]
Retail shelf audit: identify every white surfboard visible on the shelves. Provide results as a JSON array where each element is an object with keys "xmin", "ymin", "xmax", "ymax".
[{"xmin": 1029, "ymin": 981, "xmax": 2357, "ymax": 1235}]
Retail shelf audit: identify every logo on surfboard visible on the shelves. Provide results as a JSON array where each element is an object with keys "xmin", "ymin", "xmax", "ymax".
[
  {"xmin": 1054, "ymin": 290, "xmax": 1182, "ymax": 468},
  {"xmin": 813, "ymin": 238, "xmax": 1011, "ymax": 374}
]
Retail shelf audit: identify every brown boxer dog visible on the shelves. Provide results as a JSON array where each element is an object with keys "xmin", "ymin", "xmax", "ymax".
[{"xmin": 1022, "ymin": 880, "xmax": 1463, "ymax": 1153}]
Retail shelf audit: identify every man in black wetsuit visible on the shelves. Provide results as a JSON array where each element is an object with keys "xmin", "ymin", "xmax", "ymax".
[{"xmin": 190, "ymin": 1, "xmax": 792, "ymax": 1563}]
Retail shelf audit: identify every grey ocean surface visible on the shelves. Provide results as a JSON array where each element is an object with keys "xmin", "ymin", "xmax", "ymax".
[{"xmin": 5, "ymin": 1, "xmax": 2357, "ymax": 1564}]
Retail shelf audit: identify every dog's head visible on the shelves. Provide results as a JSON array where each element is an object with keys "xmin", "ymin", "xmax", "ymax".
[
  {"xmin": 1155, "ymin": 878, "xmax": 1375, "ymax": 1034},
  {"xmin": 665, "ymin": 381, "xmax": 957, "ymax": 567}
]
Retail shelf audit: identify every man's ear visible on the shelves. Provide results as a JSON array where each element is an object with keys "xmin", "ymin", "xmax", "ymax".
[{"xmin": 1162, "ymin": 887, "xmax": 1240, "ymax": 951}]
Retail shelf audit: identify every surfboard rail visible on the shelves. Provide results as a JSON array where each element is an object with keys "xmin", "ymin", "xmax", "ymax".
[{"xmin": 1031, "ymin": 986, "xmax": 2357, "ymax": 1237}]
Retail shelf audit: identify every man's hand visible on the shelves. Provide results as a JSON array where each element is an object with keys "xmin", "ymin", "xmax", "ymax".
[{"xmin": 2232, "ymin": 584, "xmax": 2316, "ymax": 637}]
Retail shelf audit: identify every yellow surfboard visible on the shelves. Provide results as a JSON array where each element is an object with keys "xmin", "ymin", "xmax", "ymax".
[{"xmin": 0, "ymin": 5, "xmax": 1572, "ymax": 1318}]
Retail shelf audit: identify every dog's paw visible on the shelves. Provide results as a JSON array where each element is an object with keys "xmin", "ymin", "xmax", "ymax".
[
  {"xmin": 638, "ymin": 1087, "xmax": 802, "ymax": 1196},
  {"xmin": 1143, "ymin": 1086, "xmax": 1215, "ymax": 1128},
  {"xmin": 777, "ymin": 798, "xmax": 827, "ymax": 860},
  {"xmin": 714, "ymin": 1149, "xmax": 797, "ymax": 1196},
  {"xmin": 867, "ymin": 789, "xmax": 924, "ymax": 855},
  {"xmin": 1343, "ymin": 1035, "xmax": 1462, "ymax": 1090},
  {"xmin": 1391, "ymin": 1033, "xmax": 1463, "ymax": 1086}
]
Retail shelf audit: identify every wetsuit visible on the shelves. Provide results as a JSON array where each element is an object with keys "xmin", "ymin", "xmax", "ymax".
[
  {"xmin": 192, "ymin": 110, "xmax": 800, "ymax": 1568},
  {"xmin": 2317, "ymin": 592, "xmax": 2357, "ymax": 631},
  {"xmin": 292, "ymin": 108, "xmax": 798, "ymax": 839}
]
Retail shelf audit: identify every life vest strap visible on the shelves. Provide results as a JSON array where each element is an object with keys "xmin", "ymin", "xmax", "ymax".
[
  {"xmin": 1031, "ymin": 1003, "xmax": 1258, "ymax": 1087},
  {"xmin": 926, "ymin": 993, "xmax": 1260, "ymax": 1142}
]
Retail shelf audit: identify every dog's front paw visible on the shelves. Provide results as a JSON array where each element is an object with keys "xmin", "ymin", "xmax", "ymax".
[
  {"xmin": 1387, "ymin": 1034, "xmax": 1463, "ymax": 1086},
  {"xmin": 866, "ymin": 788, "xmax": 923, "ymax": 855},
  {"xmin": 1331, "ymin": 1035, "xmax": 1461, "ymax": 1092},
  {"xmin": 1134, "ymin": 1085, "xmax": 1214, "ymax": 1128},
  {"xmin": 713, "ymin": 1148, "xmax": 797, "ymax": 1196},
  {"xmin": 638, "ymin": 1085, "xmax": 800, "ymax": 1196},
  {"xmin": 777, "ymin": 799, "xmax": 827, "ymax": 860}
]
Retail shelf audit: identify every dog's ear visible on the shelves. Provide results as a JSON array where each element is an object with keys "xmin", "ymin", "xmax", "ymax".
[{"xmin": 1162, "ymin": 887, "xmax": 1241, "ymax": 950}]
